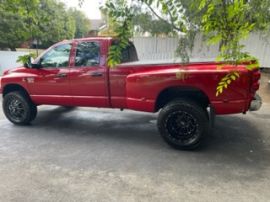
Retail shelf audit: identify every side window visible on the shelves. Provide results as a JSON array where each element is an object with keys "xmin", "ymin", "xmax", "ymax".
[
  {"xmin": 112, "ymin": 41, "xmax": 138, "ymax": 63},
  {"xmin": 40, "ymin": 44, "xmax": 71, "ymax": 68},
  {"xmin": 75, "ymin": 42, "xmax": 100, "ymax": 67}
]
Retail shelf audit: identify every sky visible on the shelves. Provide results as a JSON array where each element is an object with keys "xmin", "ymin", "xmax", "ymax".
[{"xmin": 60, "ymin": 0, "xmax": 104, "ymax": 19}]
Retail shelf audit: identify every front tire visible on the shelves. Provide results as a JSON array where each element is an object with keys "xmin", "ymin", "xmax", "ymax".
[
  {"xmin": 3, "ymin": 91, "xmax": 37, "ymax": 125},
  {"xmin": 157, "ymin": 99, "xmax": 209, "ymax": 150}
]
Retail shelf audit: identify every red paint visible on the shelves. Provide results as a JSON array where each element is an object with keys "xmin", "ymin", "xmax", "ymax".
[{"xmin": 0, "ymin": 37, "xmax": 261, "ymax": 115}]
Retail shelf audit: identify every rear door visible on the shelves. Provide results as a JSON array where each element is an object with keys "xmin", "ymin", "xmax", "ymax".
[{"xmin": 69, "ymin": 40, "xmax": 109, "ymax": 107}]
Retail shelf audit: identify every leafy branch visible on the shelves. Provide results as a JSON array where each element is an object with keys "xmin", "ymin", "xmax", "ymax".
[
  {"xmin": 100, "ymin": 0, "xmax": 266, "ymax": 96},
  {"xmin": 216, "ymin": 71, "xmax": 240, "ymax": 97},
  {"xmin": 199, "ymin": 0, "xmax": 260, "ymax": 96},
  {"xmin": 16, "ymin": 53, "xmax": 37, "ymax": 65},
  {"xmin": 104, "ymin": 0, "xmax": 133, "ymax": 67}
]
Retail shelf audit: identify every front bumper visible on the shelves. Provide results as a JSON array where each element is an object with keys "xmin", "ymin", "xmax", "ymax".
[{"xmin": 249, "ymin": 94, "xmax": 262, "ymax": 111}]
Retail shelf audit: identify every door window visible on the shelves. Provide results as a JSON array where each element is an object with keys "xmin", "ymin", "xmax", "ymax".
[
  {"xmin": 75, "ymin": 42, "xmax": 100, "ymax": 67},
  {"xmin": 40, "ymin": 44, "xmax": 71, "ymax": 68}
]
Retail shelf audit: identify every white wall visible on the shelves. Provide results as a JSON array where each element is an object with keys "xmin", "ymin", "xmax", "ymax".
[
  {"xmin": 133, "ymin": 33, "xmax": 270, "ymax": 68},
  {"xmin": 0, "ymin": 51, "xmax": 28, "ymax": 74}
]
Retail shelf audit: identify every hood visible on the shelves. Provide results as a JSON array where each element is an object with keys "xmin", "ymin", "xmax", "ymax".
[{"xmin": 3, "ymin": 66, "xmax": 27, "ymax": 76}]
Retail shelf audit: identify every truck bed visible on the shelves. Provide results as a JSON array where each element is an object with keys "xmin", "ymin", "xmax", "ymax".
[{"xmin": 121, "ymin": 58, "xmax": 217, "ymax": 66}]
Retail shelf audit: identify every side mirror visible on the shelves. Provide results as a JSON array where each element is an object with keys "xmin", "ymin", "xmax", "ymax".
[
  {"xmin": 27, "ymin": 57, "xmax": 43, "ymax": 69},
  {"xmin": 31, "ymin": 63, "xmax": 43, "ymax": 69},
  {"xmin": 31, "ymin": 57, "xmax": 43, "ymax": 69},
  {"xmin": 17, "ymin": 53, "xmax": 43, "ymax": 69},
  {"xmin": 24, "ymin": 56, "xmax": 32, "ymax": 68}
]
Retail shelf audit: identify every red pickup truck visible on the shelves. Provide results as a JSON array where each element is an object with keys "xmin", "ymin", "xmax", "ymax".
[{"xmin": 0, "ymin": 37, "xmax": 262, "ymax": 149}]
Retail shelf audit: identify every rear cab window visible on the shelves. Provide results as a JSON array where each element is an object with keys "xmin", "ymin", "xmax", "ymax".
[{"xmin": 111, "ymin": 40, "xmax": 139, "ymax": 64}]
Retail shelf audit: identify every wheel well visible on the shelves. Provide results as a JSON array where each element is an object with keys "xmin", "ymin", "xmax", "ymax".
[
  {"xmin": 155, "ymin": 87, "xmax": 210, "ymax": 111},
  {"xmin": 3, "ymin": 84, "xmax": 29, "ymax": 98}
]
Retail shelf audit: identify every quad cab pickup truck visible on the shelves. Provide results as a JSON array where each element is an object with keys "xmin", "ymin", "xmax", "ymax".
[{"xmin": 0, "ymin": 37, "xmax": 262, "ymax": 150}]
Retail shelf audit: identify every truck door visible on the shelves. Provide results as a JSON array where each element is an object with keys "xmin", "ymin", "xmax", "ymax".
[
  {"xmin": 28, "ymin": 43, "xmax": 73, "ymax": 105},
  {"xmin": 69, "ymin": 40, "xmax": 109, "ymax": 107}
]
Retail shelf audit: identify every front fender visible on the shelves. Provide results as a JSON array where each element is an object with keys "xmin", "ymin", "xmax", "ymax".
[{"xmin": 1, "ymin": 74, "xmax": 31, "ymax": 96}]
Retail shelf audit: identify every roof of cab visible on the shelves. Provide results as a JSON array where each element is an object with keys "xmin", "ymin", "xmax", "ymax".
[
  {"xmin": 52, "ymin": 36, "xmax": 113, "ymax": 47},
  {"xmin": 64, "ymin": 36, "xmax": 113, "ymax": 42}
]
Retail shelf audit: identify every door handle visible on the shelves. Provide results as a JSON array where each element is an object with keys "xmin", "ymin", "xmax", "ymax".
[
  {"xmin": 56, "ymin": 73, "xmax": 67, "ymax": 78},
  {"xmin": 90, "ymin": 72, "xmax": 103, "ymax": 77}
]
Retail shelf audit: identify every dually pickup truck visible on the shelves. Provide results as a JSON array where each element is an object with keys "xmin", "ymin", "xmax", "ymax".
[{"xmin": 0, "ymin": 37, "xmax": 262, "ymax": 149}]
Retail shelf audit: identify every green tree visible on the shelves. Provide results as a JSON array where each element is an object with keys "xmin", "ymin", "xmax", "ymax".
[
  {"xmin": 69, "ymin": 8, "xmax": 91, "ymax": 38},
  {"xmin": 0, "ymin": 0, "xmax": 39, "ymax": 50},
  {"xmin": 100, "ymin": 3, "xmax": 175, "ymax": 37},
  {"xmin": 103, "ymin": 0, "xmax": 270, "ymax": 61},
  {"xmin": 5, "ymin": 0, "xmax": 42, "ymax": 48},
  {"xmin": 33, "ymin": 0, "xmax": 76, "ymax": 48},
  {"xmin": 133, "ymin": 12, "xmax": 175, "ymax": 36},
  {"xmin": 0, "ymin": 0, "xmax": 91, "ymax": 50},
  {"xmin": 101, "ymin": 0, "xmax": 270, "ymax": 95},
  {"xmin": 0, "ymin": 7, "xmax": 27, "ymax": 50},
  {"xmin": 104, "ymin": 0, "xmax": 133, "ymax": 67}
]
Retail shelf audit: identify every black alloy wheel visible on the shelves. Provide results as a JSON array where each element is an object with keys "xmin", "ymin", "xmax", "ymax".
[
  {"xmin": 3, "ymin": 91, "xmax": 37, "ymax": 125},
  {"xmin": 158, "ymin": 99, "xmax": 209, "ymax": 150}
]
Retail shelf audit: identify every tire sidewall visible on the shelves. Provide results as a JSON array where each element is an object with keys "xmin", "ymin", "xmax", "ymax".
[
  {"xmin": 3, "ymin": 92, "xmax": 33, "ymax": 125},
  {"xmin": 158, "ymin": 100, "xmax": 208, "ymax": 150}
]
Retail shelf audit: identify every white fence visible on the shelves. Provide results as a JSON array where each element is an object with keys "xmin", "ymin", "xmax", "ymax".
[
  {"xmin": 1, "ymin": 33, "xmax": 270, "ymax": 74},
  {"xmin": 0, "ymin": 51, "xmax": 28, "ymax": 74},
  {"xmin": 133, "ymin": 33, "xmax": 270, "ymax": 68}
]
